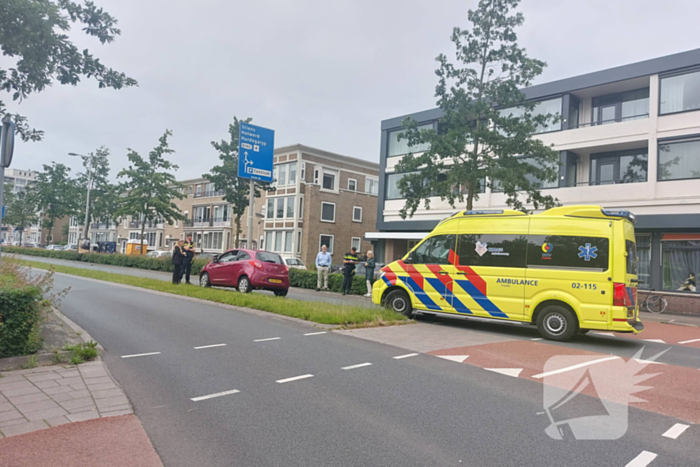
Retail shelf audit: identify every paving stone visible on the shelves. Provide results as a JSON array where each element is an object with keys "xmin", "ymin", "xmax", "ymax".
[
  {"xmin": 0, "ymin": 381, "xmax": 35, "ymax": 392},
  {"xmin": 50, "ymin": 393, "xmax": 74, "ymax": 403},
  {"xmin": 15, "ymin": 399, "xmax": 60, "ymax": 414},
  {"xmin": 24, "ymin": 407, "xmax": 69, "ymax": 421},
  {"xmin": 1, "ymin": 386, "xmax": 41, "ymax": 398},
  {"xmin": 82, "ymin": 376, "xmax": 112, "ymax": 385},
  {"xmin": 101, "ymin": 408, "xmax": 134, "ymax": 417},
  {"xmin": 0, "ymin": 376, "xmax": 28, "ymax": 384},
  {"xmin": 66, "ymin": 410, "xmax": 100, "ymax": 423},
  {"xmin": 0, "ymin": 394, "xmax": 7, "ymax": 403},
  {"xmin": 0, "ymin": 418, "xmax": 28, "ymax": 429},
  {"xmin": 55, "ymin": 370, "xmax": 80, "ymax": 378},
  {"xmin": 0, "ymin": 420, "xmax": 49, "ymax": 437},
  {"xmin": 34, "ymin": 380, "xmax": 60, "ymax": 389},
  {"xmin": 95, "ymin": 396, "xmax": 129, "ymax": 410},
  {"xmin": 7, "ymin": 393, "xmax": 49, "ymax": 405},
  {"xmin": 67, "ymin": 404, "xmax": 98, "ymax": 414},
  {"xmin": 100, "ymin": 404, "xmax": 132, "ymax": 414},
  {"xmin": 45, "ymin": 415, "xmax": 71, "ymax": 427},
  {"xmin": 87, "ymin": 382, "xmax": 118, "ymax": 391},
  {"xmin": 0, "ymin": 410, "xmax": 24, "ymax": 423},
  {"xmin": 43, "ymin": 385, "xmax": 73, "ymax": 396},
  {"xmin": 92, "ymin": 388, "xmax": 125, "ymax": 399},
  {"xmin": 0, "ymin": 402, "xmax": 15, "ymax": 412},
  {"xmin": 68, "ymin": 389, "xmax": 91, "ymax": 399},
  {"xmin": 26, "ymin": 372, "xmax": 62, "ymax": 383},
  {"xmin": 57, "ymin": 377, "xmax": 84, "ymax": 386},
  {"xmin": 69, "ymin": 383, "xmax": 88, "ymax": 391},
  {"xmin": 59, "ymin": 397, "xmax": 95, "ymax": 411}
]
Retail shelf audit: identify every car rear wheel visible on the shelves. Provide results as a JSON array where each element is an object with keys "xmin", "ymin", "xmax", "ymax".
[
  {"xmin": 238, "ymin": 276, "xmax": 252, "ymax": 293},
  {"xmin": 199, "ymin": 272, "xmax": 211, "ymax": 288},
  {"xmin": 537, "ymin": 305, "xmax": 577, "ymax": 341},
  {"xmin": 274, "ymin": 289, "xmax": 288, "ymax": 297},
  {"xmin": 385, "ymin": 289, "xmax": 413, "ymax": 318}
]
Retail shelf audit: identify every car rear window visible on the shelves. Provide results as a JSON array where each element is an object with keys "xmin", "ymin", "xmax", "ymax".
[
  {"xmin": 257, "ymin": 252, "xmax": 283, "ymax": 264},
  {"xmin": 626, "ymin": 240, "xmax": 637, "ymax": 275}
]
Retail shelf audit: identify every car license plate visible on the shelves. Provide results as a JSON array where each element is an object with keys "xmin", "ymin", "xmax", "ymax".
[{"xmin": 268, "ymin": 278, "xmax": 282, "ymax": 284}]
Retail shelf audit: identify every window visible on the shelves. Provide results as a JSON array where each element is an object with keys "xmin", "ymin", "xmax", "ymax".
[
  {"xmin": 352, "ymin": 206, "xmax": 362, "ymax": 222},
  {"xmin": 409, "ymin": 235, "xmax": 455, "ymax": 265},
  {"xmin": 351, "ymin": 237, "xmax": 361, "ymax": 251},
  {"xmin": 387, "ymin": 123, "xmax": 433, "ymax": 157},
  {"xmin": 300, "ymin": 162, "xmax": 306, "ymax": 181},
  {"xmin": 286, "ymin": 196, "xmax": 295, "ymax": 218},
  {"xmin": 590, "ymin": 149, "xmax": 648, "ymax": 185},
  {"xmin": 196, "ymin": 185, "xmax": 202, "ymax": 197},
  {"xmin": 385, "ymin": 172, "xmax": 419, "ymax": 200},
  {"xmin": 662, "ymin": 238, "xmax": 699, "ymax": 293},
  {"xmin": 288, "ymin": 162, "xmax": 297, "ymax": 184},
  {"xmin": 278, "ymin": 164, "xmax": 287, "ymax": 186},
  {"xmin": 237, "ymin": 251, "xmax": 251, "ymax": 261},
  {"xmin": 492, "ymin": 157, "xmax": 559, "ymax": 191},
  {"xmin": 297, "ymin": 231, "xmax": 302, "ymax": 254},
  {"xmin": 453, "ymin": 178, "xmax": 487, "ymax": 195},
  {"xmin": 257, "ymin": 251, "xmax": 283, "ymax": 264},
  {"xmin": 658, "ymin": 139, "xmax": 700, "ymax": 181},
  {"xmin": 267, "ymin": 199, "xmax": 274, "ymax": 219},
  {"xmin": 276, "ymin": 198, "xmax": 284, "ymax": 219},
  {"xmin": 321, "ymin": 202, "xmax": 335, "ymax": 222},
  {"xmin": 265, "ymin": 231, "xmax": 273, "ymax": 251},
  {"xmin": 499, "ymin": 97, "xmax": 562, "ymax": 134},
  {"xmin": 636, "ymin": 236, "xmax": 651, "ymax": 289},
  {"xmin": 366, "ymin": 177, "xmax": 378, "ymax": 195},
  {"xmin": 348, "ymin": 179, "xmax": 357, "ymax": 191},
  {"xmin": 527, "ymin": 235, "xmax": 610, "ymax": 270},
  {"xmin": 298, "ymin": 197, "xmax": 304, "ymax": 219},
  {"xmin": 274, "ymin": 230, "xmax": 283, "ymax": 252},
  {"xmin": 456, "ymin": 234, "xmax": 527, "ymax": 268},
  {"xmin": 284, "ymin": 231, "xmax": 293, "ymax": 253},
  {"xmin": 626, "ymin": 240, "xmax": 638, "ymax": 276},
  {"xmin": 322, "ymin": 170, "xmax": 337, "ymax": 191},
  {"xmin": 591, "ymin": 88, "xmax": 649, "ymax": 125},
  {"xmin": 319, "ymin": 234, "xmax": 334, "ymax": 254},
  {"xmin": 660, "ymin": 69, "xmax": 700, "ymax": 114},
  {"xmin": 314, "ymin": 169, "xmax": 320, "ymax": 184}
]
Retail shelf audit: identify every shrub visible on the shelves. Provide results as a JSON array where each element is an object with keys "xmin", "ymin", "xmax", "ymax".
[
  {"xmin": 289, "ymin": 268, "xmax": 369, "ymax": 295},
  {"xmin": 0, "ymin": 286, "xmax": 44, "ymax": 358},
  {"xmin": 63, "ymin": 341, "xmax": 99, "ymax": 365}
]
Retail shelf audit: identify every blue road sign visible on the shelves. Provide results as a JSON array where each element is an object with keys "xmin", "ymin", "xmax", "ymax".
[
  {"xmin": 1, "ymin": 206, "xmax": 4, "ymax": 219},
  {"xmin": 238, "ymin": 122, "xmax": 274, "ymax": 183}
]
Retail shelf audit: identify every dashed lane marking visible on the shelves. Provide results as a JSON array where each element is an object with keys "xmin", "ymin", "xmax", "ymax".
[
  {"xmin": 625, "ymin": 451, "xmax": 657, "ymax": 467},
  {"xmin": 642, "ymin": 339, "xmax": 666, "ymax": 343},
  {"xmin": 679, "ymin": 338, "xmax": 700, "ymax": 344},
  {"xmin": 121, "ymin": 352, "xmax": 161, "ymax": 359},
  {"xmin": 304, "ymin": 332, "xmax": 327, "ymax": 336},
  {"xmin": 254, "ymin": 337, "xmax": 281, "ymax": 342},
  {"xmin": 276, "ymin": 374, "xmax": 314, "ymax": 384},
  {"xmin": 190, "ymin": 389, "xmax": 240, "ymax": 402},
  {"xmin": 633, "ymin": 358, "xmax": 665, "ymax": 365},
  {"xmin": 342, "ymin": 363, "xmax": 372, "ymax": 370},
  {"xmin": 393, "ymin": 353, "xmax": 419, "ymax": 359},
  {"xmin": 194, "ymin": 344, "xmax": 227, "ymax": 350},
  {"xmin": 485, "ymin": 368, "xmax": 523, "ymax": 378},
  {"xmin": 532, "ymin": 356, "xmax": 620, "ymax": 379},
  {"xmin": 662, "ymin": 423, "xmax": 690, "ymax": 439},
  {"xmin": 437, "ymin": 355, "xmax": 469, "ymax": 363}
]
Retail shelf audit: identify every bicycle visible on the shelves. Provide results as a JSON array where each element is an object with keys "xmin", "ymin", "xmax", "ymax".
[{"xmin": 641, "ymin": 289, "xmax": 668, "ymax": 314}]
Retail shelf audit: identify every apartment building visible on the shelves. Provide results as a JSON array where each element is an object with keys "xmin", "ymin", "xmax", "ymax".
[
  {"xmin": 264, "ymin": 145, "xmax": 379, "ymax": 267},
  {"xmin": 369, "ymin": 48, "xmax": 700, "ymax": 312},
  {"xmin": 1, "ymin": 169, "xmax": 44, "ymax": 245}
]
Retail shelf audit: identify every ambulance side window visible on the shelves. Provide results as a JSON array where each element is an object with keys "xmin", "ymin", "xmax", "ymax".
[
  {"xmin": 527, "ymin": 235, "xmax": 609, "ymax": 270},
  {"xmin": 411, "ymin": 235, "xmax": 455, "ymax": 265},
  {"xmin": 456, "ymin": 234, "xmax": 527, "ymax": 268}
]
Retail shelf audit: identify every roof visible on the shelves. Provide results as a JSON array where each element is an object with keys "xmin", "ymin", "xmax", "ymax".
[{"xmin": 275, "ymin": 144, "xmax": 379, "ymax": 169}]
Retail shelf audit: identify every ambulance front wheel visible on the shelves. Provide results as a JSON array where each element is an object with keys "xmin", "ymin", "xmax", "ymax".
[
  {"xmin": 537, "ymin": 305, "xmax": 577, "ymax": 341},
  {"xmin": 385, "ymin": 289, "xmax": 413, "ymax": 318}
]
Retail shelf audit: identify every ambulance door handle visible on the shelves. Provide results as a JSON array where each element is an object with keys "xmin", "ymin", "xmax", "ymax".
[
  {"xmin": 437, "ymin": 271, "xmax": 449, "ymax": 275},
  {"xmin": 456, "ymin": 272, "xmax": 467, "ymax": 275}
]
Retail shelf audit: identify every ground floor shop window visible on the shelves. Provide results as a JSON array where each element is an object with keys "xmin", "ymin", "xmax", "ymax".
[
  {"xmin": 636, "ymin": 235, "xmax": 651, "ymax": 289},
  {"xmin": 662, "ymin": 237, "xmax": 699, "ymax": 293}
]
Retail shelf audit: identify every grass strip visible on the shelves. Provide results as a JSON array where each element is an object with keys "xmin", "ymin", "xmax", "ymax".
[{"xmin": 17, "ymin": 259, "xmax": 408, "ymax": 328}]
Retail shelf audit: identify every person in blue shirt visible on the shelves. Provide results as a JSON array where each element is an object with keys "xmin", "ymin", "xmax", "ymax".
[{"xmin": 315, "ymin": 244, "xmax": 332, "ymax": 291}]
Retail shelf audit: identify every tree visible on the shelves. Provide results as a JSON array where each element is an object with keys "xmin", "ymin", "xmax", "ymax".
[
  {"xmin": 0, "ymin": 0, "xmax": 137, "ymax": 141},
  {"xmin": 61, "ymin": 222, "xmax": 69, "ymax": 239},
  {"xmin": 75, "ymin": 146, "xmax": 117, "ymax": 228},
  {"xmin": 116, "ymin": 130, "xmax": 184, "ymax": 253},
  {"xmin": 2, "ymin": 183, "xmax": 38, "ymax": 245},
  {"xmin": 204, "ymin": 117, "xmax": 274, "ymax": 248},
  {"xmin": 396, "ymin": 0, "xmax": 560, "ymax": 216},
  {"xmin": 34, "ymin": 163, "xmax": 79, "ymax": 243}
]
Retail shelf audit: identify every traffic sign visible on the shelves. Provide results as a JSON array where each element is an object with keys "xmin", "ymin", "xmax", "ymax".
[
  {"xmin": 238, "ymin": 122, "xmax": 274, "ymax": 183},
  {"xmin": 1, "ymin": 206, "xmax": 5, "ymax": 219},
  {"xmin": 1, "ymin": 119, "xmax": 14, "ymax": 168}
]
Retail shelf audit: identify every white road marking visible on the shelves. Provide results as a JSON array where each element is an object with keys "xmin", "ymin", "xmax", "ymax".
[
  {"xmin": 662, "ymin": 423, "xmax": 690, "ymax": 439},
  {"xmin": 531, "ymin": 338, "xmax": 543, "ymax": 341},
  {"xmin": 276, "ymin": 374, "xmax": 314, "ymax": 384},
  {"xmin": 121, "ymin": 352, "xmax": 161, "ymax": 359},
  {"xmin": 254, "ymin": 337, "xmax": 281, "ymax": 342},
  {"xmin": 485, "ymin": 368, "xmax": 522, "ymax": 378},
  {"xmin": 194, "ymin": 343, "xmax": 227, "ymax": 350},
  {"xmin": 642, "ymin": 338, "xmax": 666, "ymax": 343},
  {"xmin": 633, "ymin": 358, "xmax": 665, "ymax": 365},
  {"xmin": 532, "ymin": 356, "xmax": 620, "ymax": 379},
  {"xmin": 393, "ymin": 353, "xmax": 419, "ymax": 359},
  {"xmin": 591, "ymin": 332, "xmax": 616, "ymax": 337},
  {"xmin": 625, "ymin": 451, "xmax": 657, "ymax": 467},
  {"xmin": 304, "ymin": 332, "xmax": 327, "ymax": 336},
  {"xmin": 190, "ymin": 389, "xmax": 239, "ymax": 402},
  {"xmin": 679, "ymin": 338, "xmax": 700, "ymax": 344},
  {"xmin": 342, "ymin": 362, "xmax": 372, "ymax": 370},
  {"xmin": 437, "ymin": 355, "xmax": 469, "ymax": 363}
]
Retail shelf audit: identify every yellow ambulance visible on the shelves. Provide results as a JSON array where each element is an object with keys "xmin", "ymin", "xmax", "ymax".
[{"xmin": 373, "ymin": 205, "xmax": 643, "ymax": 341}]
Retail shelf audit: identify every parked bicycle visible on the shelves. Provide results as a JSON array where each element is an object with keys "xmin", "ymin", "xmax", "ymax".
[{"xmin": 641, "ymin": 289, "xmax": 668, "ymax": 314}]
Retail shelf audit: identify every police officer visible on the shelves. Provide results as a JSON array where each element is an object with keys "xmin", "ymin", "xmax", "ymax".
[
  {"xmin": 180, "ymin": 234, "xmax": 195, "ymax": 284},
  {"xmin": 341, "ymin": 247, "xmax": 359, "ymax": 295}
]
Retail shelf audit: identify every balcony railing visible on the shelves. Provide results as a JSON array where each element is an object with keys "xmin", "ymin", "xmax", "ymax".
[
  {"xmin": 128, "ymin": 220, "xmax": 164, "ymax": 229},
  {"xmin": 570, "ymin": 113, "xmax": 649, "ymax": 129},
  {"xmin": 193, "ymin": 189, "xmax": 225, "ymax": 198},
  {"xmin": 193, "ymin": 218, "xmax": 213, "ymax": 227},
  {"xmin": 212, "ymin": 217, "xmax": 231, "ymax": 227}
]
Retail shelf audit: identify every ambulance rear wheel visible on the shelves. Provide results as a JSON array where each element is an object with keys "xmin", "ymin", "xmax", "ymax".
[
  {"xmin": 537, "ymin": 305, "xmax": 577, "ymax": 341},
  {"xmin": 385, "ymin": 290, "xmax": 413, "ymax": 318}
]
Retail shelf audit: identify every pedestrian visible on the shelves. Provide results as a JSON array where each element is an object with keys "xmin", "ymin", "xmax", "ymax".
[
  {"xmin": 315, "ymin": 244, "xmax": 332, "ymax": 291},
  {"xmin": 363, "ymin": 250, "xmax": 375, "ymax": 297},
  {"xmin": 180, "ymin": 234, "xmax": 195, "ymax": 284},
  {"xmin": 341, "ymin": 246, "xmax": 359, "ymax": 295},
  {"xmin": 172, "ymin": 239, "xmax": 186, "ymax": 285}
]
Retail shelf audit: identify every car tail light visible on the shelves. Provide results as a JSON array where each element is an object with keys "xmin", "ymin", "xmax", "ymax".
[
  {"xmin": 613, "ymin": 283, "xmax": 633, "ymax": 307},
  {"xmin": 249, "ymin": 260, "xmax": 263, "ymax": 269}
]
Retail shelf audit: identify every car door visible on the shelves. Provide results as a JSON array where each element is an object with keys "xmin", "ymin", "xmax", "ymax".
[
  {"xmin": 403, "ymin": 234, "xmax": 456, "ymax": 313},
  {"xmin": 229, "ymin": 251, "xmax": 251, "ymax": 285},
  {"xmin": 208, "ymin": 251, "xmax": 237, "ymax": 284}
]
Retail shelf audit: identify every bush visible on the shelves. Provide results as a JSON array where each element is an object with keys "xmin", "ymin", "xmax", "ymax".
[
  {"xmin": 289, "ymin": 268, "xmax": 369, "ymax": 295},
  {"xmin": 3, "ymin": 246, "xmax": 209, "ymax": 276},
  {"xmin": 0, "ymin": 286, "xmax": 44, "ymax": 358}
]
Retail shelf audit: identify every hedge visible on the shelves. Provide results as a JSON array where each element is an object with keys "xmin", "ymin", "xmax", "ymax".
[
  {"xmin": 0, "ymin": 286, "xmax": 44, "ymax": 358},
  {"xmin": 3, "ymin": 246, "xmax": 209, "ymax": 276},
  {"xmin": 289, "ymin": 268, "xmax": 370, "ymax": 295}
]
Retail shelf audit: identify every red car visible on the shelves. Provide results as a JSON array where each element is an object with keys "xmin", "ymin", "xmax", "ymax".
[{"xmin": 199, "ymin": 249, "xmax": 289, "ymax": 297}]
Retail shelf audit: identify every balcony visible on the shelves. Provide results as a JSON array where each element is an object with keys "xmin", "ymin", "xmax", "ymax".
[
  {"xmin": 193, "ymin": 189, "xmax": 225, "ymax": 199},
  {"xmin": 128, "ymin": 220, "xmax": 163, "ymax": 229},
  {"xmin": 212, "ymin": 217, "xmax": 231, "ymax": 227},
  {"xmin": 193, "ymin": 218, "xmax": 213, "ymax": 227}
]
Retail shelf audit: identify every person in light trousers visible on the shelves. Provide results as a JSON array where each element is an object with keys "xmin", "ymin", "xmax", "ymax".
[
  {"xmin": 315, "ymin": 244, "xmax": 332, "ymax": 291},
  {"xmin": 364, "ymin": 250, "xmax": 376, "ymax": 297}
]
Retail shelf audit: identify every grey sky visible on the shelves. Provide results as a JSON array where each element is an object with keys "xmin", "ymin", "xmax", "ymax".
[{"xmin": 10, "ymin": 0, "xmax": 700, "ymax": 179}]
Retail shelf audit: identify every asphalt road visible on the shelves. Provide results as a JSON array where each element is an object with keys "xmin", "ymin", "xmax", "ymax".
[{"xmin": 49, "ymin": 272, "xmax": 698, "ymax": 467}]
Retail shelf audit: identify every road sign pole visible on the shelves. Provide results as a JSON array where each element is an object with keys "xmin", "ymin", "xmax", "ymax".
[
  {"xmin": 0, "ymin": 165, "xmax": 4, "ymax": 260},
  {"xmin": 247, "ymin": 178, "xmax": 254, "ymax": 249}
]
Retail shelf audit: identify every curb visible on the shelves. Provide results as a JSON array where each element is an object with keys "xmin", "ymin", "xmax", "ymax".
[{"xmin": 51, "ymin": 307, "xmax": 105, "ymax": 351}]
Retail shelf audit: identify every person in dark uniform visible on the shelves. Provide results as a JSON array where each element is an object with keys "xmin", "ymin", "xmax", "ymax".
[
  {"xmin": 342, "ymin": 247, "xmax": 359, "ymax": 295},
  {"xmin": 172, "ymin": 239, "xmax": 186, "ymax": 285},
  {"xmin": 180, "ymin": 234, "xmax": 195, "ymax": 284}
]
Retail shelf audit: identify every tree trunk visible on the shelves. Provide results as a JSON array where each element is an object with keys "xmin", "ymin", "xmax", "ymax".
[
  {"xmin": 140, "ymin": 219, "xmax": 146, "ymax": 255},
  {"xmin": 234, "ymin": 215, "xmax": 242, "ymax": 248},
  {"xmin": 47, "ymin": 221, "xmax": 53, "ymax": 245}
]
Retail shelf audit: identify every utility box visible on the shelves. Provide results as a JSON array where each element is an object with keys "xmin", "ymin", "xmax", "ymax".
[{"xmin": 125, "ymin": 239, "xmax": 148, "ymax": 256}]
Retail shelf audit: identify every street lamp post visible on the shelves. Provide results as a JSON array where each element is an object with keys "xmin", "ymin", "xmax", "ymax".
[{"xmin": 68, "ymin": 152, "xmax": 93, "ymax": 244}]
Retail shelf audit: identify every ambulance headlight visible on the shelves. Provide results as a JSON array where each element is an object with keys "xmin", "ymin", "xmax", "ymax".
[{"xmin": 379, "ymin": 270, "xmax": 386, "ymax": 279}]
